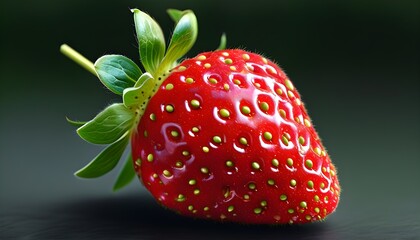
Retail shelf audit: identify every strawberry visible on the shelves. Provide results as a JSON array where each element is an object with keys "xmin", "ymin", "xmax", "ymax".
[{"xmin": 62, "ymin": 8, "xmax": 340, "ymax": 224}]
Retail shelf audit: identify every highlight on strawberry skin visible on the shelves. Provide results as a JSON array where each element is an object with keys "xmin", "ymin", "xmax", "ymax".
[{"xmin": 61, "ymin": 8, "xmax": 340, "ymax": 225}]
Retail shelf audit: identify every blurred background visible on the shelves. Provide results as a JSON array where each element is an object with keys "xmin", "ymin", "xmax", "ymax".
[{"xmin": 1, "ymin": 0, "xmax": 419, "ymax": 239}]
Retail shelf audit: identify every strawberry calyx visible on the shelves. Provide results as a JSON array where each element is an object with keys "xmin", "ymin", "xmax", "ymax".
[{"xmin": 62, "ymin": 9, "xmax": 222, "ymax": 191}]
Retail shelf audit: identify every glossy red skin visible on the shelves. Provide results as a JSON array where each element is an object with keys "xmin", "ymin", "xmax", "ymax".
[{"xmin": 132, "ymin": 49, "xmax": 340, "ymax": 224}]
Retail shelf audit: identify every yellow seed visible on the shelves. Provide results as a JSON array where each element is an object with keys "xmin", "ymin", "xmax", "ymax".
[
  {"xmin": 165, "ymin": 83, "xmax": 174, "ymax": 90},
  {"xmin": 239, "ymin": 137, "xmax": 248, "ymax": 145},
  {"xmin": 171, "ymin": 130, "xmax": 179, "ymax": 138},
  {"xmin": 192, "ymin": 127, "xmax": 199, "ymax": 133},
  {"xmin": 305, "ymin": 215, "xmax": 311, "ymax": 221},
  {"xmin": 228, "ymin": 206, "xmax": 235, "ymax": 212},
  {"xmin": 254, "ymin": 208, "xmax": 262, "ymax": 214},
  {"xmin": 223, "ymin": 84, "xmax": 230, "ymax": 91},
  {"xmin": 202, "ymin": 146, "xmax": 210, "ymax": 153},
  {"xmin": 285, "ymin": 79, "xmax": 294, "ymax": 90},
  {"xmin": 276, "ymin": 88, "xmax": 283, "ymax": 95},
  {"xmin": 197, "ymin": 55, "xmax": 206, "ymax": 60},
  {"xmin": 226, "ymin": 160, "xmax": 234, "ymax": 167},
  {"xmin": 224, "ymin": 58, "xmax": 233, "ymax": 64},
  {"xmin": 314, "ymin": 147, "xmax": 322, "ymax": 156},
  {"xmin": 290, "ymin": 179, "xmax": 297, "ymax": 187},
  {"xmin": 260, "ymin": 200, "xmax": 267, "ymax": 207},
  {"xmin": 267, "ymin": 67, "xmax": 277, "ymax": 75},
  {"xmin": 280, "ymin": 194, "xmax": 287, "ymax": 201},
  {"xmin": 304, "ymin": 119, "xmax": 311, "ymax": 127},
  {"xmin": 163, "ymin": 170, "xmax": 172, "ymax": 177},
  {"xmin": 288, "ymin": 90, "xmax": 295, "ymax": 98},
  {"xmin": 272, "ymin": 159, "xmax": 279, "ymax": 167},
  {"xmin": 190, "ymin": 99, "xmax": 200, "ymax": 108},
  {"xmin": 194, "ymin": 189, "xmax": 200, "ymax": 195},
  {"xmin": 219, "ymin": 109, "xmax": 230, "ymax": 118},
  {"xmin": 233, "ymin": 79, "xmax": 241, "ymax": 85},
  {"xmin": 176, "ymin": 194, "xmax": 185, "ymax": 202},
  {"xmin": 209, "ymin": 78, "xmax": 218, "ymax": 84},
  {"xmin": 201, "ymin": 167, "xmax": 209, "ymax": 174},
  {"xmin": 300, "ymin": 201, "xmax": 307, "ymax": 208},
  {"xmin": 281, "ymin": 134, "xmax": 289, "ymax": 145},
  {"xmin": 241, "ymin": 106, "xmax": 251, "ymax": 115},
  {"xmin": 204, "ymin": 63, "xmax": 211, "ymax": 68},
  {"xmin": 263, "ymin": 132, "xmax": 273, "ymax": 141},
  {"xmin": 178, "ymin": 66, "xmax": 187, "ymax": 71},
  {"xmin": 314, "ymin": 195, "xmax": 320, "ymax": 202},
  {"xmin": 150, "ymin": 113, "xmax": 156, "ymax": 121},
  {"xmin": 203, "ymin": 206, "xmax": 210, "ymax": 211},
  {"xmin": 251, "ymin": 162, "xmax": 260, "ymax": 170},
  {"xmin": 185, "ymin": 77, "xmax": 194, "ymax": 84},
  {"xmin": 182, "ymin": 150, "xmax": 190, "ymax": 156},
  {"xmin": 165, "ymin": 105, "xmax": 174, "ymax": 113},
  {"xmin": 135, "ymin": 159, "xmax": 141, "ymax": 166},
  {"xmin": 286, "ymin": 158, "xmax": 293, "ymax": 167},
  {"xmin": 314, "ymin": 207, "xmax": 320, "ymax": 213},
  {"xmin": 305, "ymin": 159, "xmax": 313, "ymax": 169},
  {"xmin": 279, "ymin": 109, "xmax": 286, "ymax": 118},
  {"xmin": 299, "ymin": 136, "xmax": 305, "ymax": 145},
  {"xmin": 230, "ymin": 66, "xmax": 237, "ymax": 71},
  {"xmin": 260, "ymin": 102, "xmax": 269, "ymax": 112},
  {"xmin": 288, "ymin": 209, "xmax": 295, "ymax": 214},
  {"xmin": 213, "ymin": 136, "xmax": 222, "ymax": 143},
  {"xmin": 222, "ymin": 52, "xmax": 229, "ymax": 57},
  {"xmin": 267, "ymin": 179, "xmax": 275, "ymax": 186},
  {"xmin": 188, "ymin": 179, "xmax": 196, "ymax": 185},
  {"xmin": 147, "ymin": 154, "xmax": 154, "ymax": 162},
  {"xmin": 175, "ymin": 161, "xmax": 183, "ymax": 168},
  {"xmin": 307, "ymin": 181, "xmax": 314, "ymax": 189},
  {"xmin": 242, "ymin": 54, "xmax": 250, "ymax": 60}
]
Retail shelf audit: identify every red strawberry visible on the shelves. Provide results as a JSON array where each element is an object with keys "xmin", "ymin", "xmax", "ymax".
[{"xmin": 62, "ymin": 8, "xmax": 340, "ymax": 224}]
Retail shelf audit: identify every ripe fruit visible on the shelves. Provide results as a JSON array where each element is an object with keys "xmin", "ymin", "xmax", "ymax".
[{"xmin": 62, "ymin": 8, "xmax": 340, "ymax": 224}]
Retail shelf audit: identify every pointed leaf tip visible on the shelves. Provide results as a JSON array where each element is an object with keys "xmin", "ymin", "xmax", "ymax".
[
  {"xmin": 157, "ymin": 10, "xmax": 198, "ymax": 75},
  {"xmin": 66, "ymin": 117, "xmax": 87, "ymax": 127},
  {"xmin": 133, "ymin": 9, "xmax": 166, "ymax": 75},
  {"xmin": 77, "ymin": 103, "xmax": 135, "ymax": 144},
  {"xmin": 75, "ymin": 132, "xmax": 130, "ymax": 178},
  {"xmin": 113, "ymin": 153, "xmax": 136, "ymax": 191},
  {"xmin": 217, "ymin": 33, "xmax": 227, "ymax": 50},
  {"xmin": 167, "ymin": 9, "xmax": 184, "ymax": 23}
]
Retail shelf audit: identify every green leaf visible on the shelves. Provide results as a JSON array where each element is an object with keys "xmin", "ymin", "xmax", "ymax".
[
  {"xmin": 113, "ymin": 153, "xmax": 136, "ymax": 191},
  {"xmin": 134, "ymin": 72, "xmax": 154, "ymax": 88},
  {"xmin": 75, "ymin": 132, "xmax": 129, "ymax": 178},
  {"xmin": 157, "ymin": 10, "xmax": 197, "ymax": 74},
  {"xmin": 77, "ymin": 103, "xmax": 135, "ymax": 144},
  {"xmin": 66, "ymin": 116, "xmax": 87, "ymax": 127},
  {"xmin": 132, "ymin": 8, "xmax": 166, "ymax": 75},
  {"xmin": 167, "ymin": 9, "xmax": 184, "ymax": 23},
  {"xmin": 94, "ymin": 55, "xmax": 141, "ymax": 95},
  {"xmin": 216, "ymin": 33, "xmax": 227, "ymax": 50},
  {"xmin": 123, "ymin": 73, "xmax": 155, "ymax": 108}
]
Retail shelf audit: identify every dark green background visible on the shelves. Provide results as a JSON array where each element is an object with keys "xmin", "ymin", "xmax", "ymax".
[{"xmin": 1, "ymin": 0, "xmax": 419, "ymax": 239}]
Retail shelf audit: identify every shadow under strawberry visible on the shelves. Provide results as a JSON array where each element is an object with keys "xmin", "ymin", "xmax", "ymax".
[{"xmin": 39, "ymin": 194, "xmax": 331, "ymax": 240}]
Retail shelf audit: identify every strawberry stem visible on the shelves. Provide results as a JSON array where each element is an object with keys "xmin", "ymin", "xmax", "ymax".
[{"xmin": 60, "ymin": 44, "xmax": 97, "ymax": 77}]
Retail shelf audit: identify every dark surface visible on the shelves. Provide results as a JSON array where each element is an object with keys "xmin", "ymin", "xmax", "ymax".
[{"xmin": 1, "ymin": 0, "xmax": 419, "ymax": 239}]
